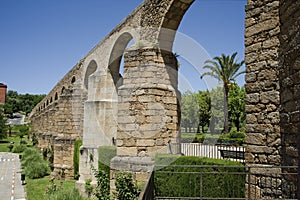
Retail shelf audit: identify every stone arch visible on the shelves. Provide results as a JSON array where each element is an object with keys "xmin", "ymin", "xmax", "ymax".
[
  {"xmin": 108, "ymin": 32, "xmax": 134, "ymax": 89},
  {"xmin": 84, "ymin": 60, "xmax": 98, "ymax": 90},
  {"xmin": 158, "ymin": 0, "xmax": 194, "ymax": 51},
  {"xmin": 54, "ymin": 92, "xmax": 58, "ymax": 101},
  {"xmin": 139, "ymin": 0, "xmax": 194, "ymax": 51}
]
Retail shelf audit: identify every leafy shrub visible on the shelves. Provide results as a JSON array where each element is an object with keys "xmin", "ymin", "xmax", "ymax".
[
  {"xmin": 229, "ymin": 130, "xmax": 245, "ymax": 139},
  {"xmin": 93, "ymin": 168, "xmax": 110, "ymax": 200},
  {"xmin": 24, "ymin": 162, "xmax": 50, "ymax": 179},
  {"xmin": 73, "ymin": 140, "xmax": 82, "ymax": 180},
  {"xmin": 21, "ymin": 148, "xmax": 40, "ymax": 166},
  {"xmin": 84, "ymin": 179, "xmax": 93, "ymax": 198},
  {"xmin": 217, "ymin": 128, "xmax": 245, "ymax": 146},
  {"xmin": 115, "ymin": 172, "xmax": 139, "ymax": 200},
  {"xmin": 21, "ymin": 148, "xmax": 50, "ymax": 179},
  {"xmin": 93, "ymin": 145, "xmax": 117, "ymax": 199},
  {"xmin": 154, "ymin": 155, "xmax": 245, "ymax": 198},
  {"xmin": 20, "ymin": 140, "xmax": 27, "ymax": 145},
  {"xmin": 12, "ymin": 144, "xmax": 27, "ymax": 153}
]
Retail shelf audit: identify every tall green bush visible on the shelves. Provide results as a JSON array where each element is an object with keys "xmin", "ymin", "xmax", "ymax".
[
  {"xmin": 22, "ymin": 148, "xmax": 50, "ymax": 179},
  {"xmin": 115, "ymin": 172, "xmax": 139, "ymax": 200},
  {"xmin": 73, "ymin": 140, "xmax": 82, "ymax": 180}
]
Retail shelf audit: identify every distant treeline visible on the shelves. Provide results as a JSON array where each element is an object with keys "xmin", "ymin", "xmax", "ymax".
[
  {"xmin": 3, "ymin": 90, "xmax": 46, "ymax": 116},
  {"xmin": 181, "ymin": 84, "xmax": 245, "ymax": 133}
]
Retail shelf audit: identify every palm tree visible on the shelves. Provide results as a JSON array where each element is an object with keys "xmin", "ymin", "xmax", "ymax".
[{"xmin": 201, "ymin": 52, "xmax": 245, "ymax": 133}]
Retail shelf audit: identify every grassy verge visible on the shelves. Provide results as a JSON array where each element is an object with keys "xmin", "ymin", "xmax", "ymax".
[
  {"xmin": 26, "ymin": 176, "xmax": 77, "ymax": 200},
  {"xmin": 0, "ymin": 135, "xmax": 31, "ymax": 152}
]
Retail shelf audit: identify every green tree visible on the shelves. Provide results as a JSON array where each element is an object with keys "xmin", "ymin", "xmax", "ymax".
[
  {"xmin": 0, "ymin": 107, "xmax": 7, "ymax": 139},
  {"xmin": 5, "ymin": 90, "xmax": 45, "ymax": 115},
  {"xmin": 195, "ymin": 90, "xmax": 211, "ymax": 133},
  {"xmin": 17, "ymin": 124, "xmax": 31, "ymax": 142},
  {"xmin": 6, "ymin": 90, "xmax": 21, "ymax": 113},
  {"xmin": 209, "ymin": 87, "xmax": 225, "ymax": 133},
  {"xmin": 181, "ymin": 91, "xmax": 199, "ymax": 132},
  {"xmin": 201, "ymin": 52, "xmax": 244, "ymax": 133},
  {"xmin": 228, "ymin": 84, "xmax": 245, "ymax": 132}
]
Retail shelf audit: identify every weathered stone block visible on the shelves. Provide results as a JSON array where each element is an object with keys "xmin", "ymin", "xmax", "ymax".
[
  {"xmin": 247, "ymin": 145, "xmax": 275, "ymax": 154},
  {"xmin": 246, "ymin": 93, "xmax": 260, "ymax": 104},
  {"xmin": 136, "ymin": 139, "xmax": 155, "ymax": 147},
  {"xmin": 245, "ymin": 133, "xmax": 266, "ymax": 145},
  {"xmin": 245, "ymin": 18, "xmax": 279, "ymax": 37}
]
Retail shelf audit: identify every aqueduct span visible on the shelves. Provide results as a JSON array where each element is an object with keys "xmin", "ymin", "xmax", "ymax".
[{"xmin": 29, "ymin": 0, "xmax": 299, "ymax": 198}]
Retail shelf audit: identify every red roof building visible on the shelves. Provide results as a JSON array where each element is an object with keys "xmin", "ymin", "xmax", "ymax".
[{"xmin": 0, "ymin": 83, "xmax": 7, "ymax": 104}]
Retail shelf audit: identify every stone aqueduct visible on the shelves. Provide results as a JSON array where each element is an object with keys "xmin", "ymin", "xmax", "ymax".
[{"xmin": 29, "ymin": 0, "xmax": 299, "ymax": 198}]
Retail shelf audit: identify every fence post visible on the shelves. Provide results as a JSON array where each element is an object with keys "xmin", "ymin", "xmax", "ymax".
[
  {"xmin": 247, "ymin": 166, "xmax": 251, "ymax": 200},
  {"xmin": 200, "ymin": 166, "xmax": 203, "ymax": 200}
]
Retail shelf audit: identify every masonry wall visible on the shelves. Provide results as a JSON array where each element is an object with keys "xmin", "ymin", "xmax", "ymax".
[
  {"xmin": 116, "ymin": 47, "xmax": 180, "ymax": 157},
  {"xmin": 279, "ymin": 0, "xmax": 300, "ymax": 197},
  {"xmin": 245, "ymin": 0, "xmax": 281, "ymax": 165},
  {"xmin": 29, "ymin": 63, "xmax": 86, "ymax": 178},
  {"xmin": 244, "ymin": 0, "xmax": 283, "ymax": 198}
]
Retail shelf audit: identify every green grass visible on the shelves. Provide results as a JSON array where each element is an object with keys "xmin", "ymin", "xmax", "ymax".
[
  {"xmin": 0, "ymin": 140, "xmax": 10, "ymax": 152},
  {"xmin": 26, "ymin": 176, "xmax": 96, "ymax": 200},
  {"xmin": 26, "ymin": 176, "xmax": 77, "ymax": 200},
  {"xmin": 0, "ymin": 135, "xmax": 32, "ymax": 152}
]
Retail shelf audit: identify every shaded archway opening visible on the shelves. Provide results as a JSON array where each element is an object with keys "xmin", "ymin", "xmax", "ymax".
[
  {"xmin": 84, "ymin": 60, "xmax": 98, "ymax": 90},
  {"xmin": 108, "ymin": 32, "xmax": 134, "ymax": 89}
]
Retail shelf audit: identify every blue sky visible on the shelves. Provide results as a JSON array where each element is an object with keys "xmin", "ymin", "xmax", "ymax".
[{"xmin": 0, "ymin": 0, "xmax": 247, "ymax": 94}]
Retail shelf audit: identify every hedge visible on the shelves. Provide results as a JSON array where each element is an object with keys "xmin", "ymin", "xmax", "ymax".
[
  {"xmin": 98, "ymin": 146, "xmax": 116, "ymax": 174},
  {"xmin": 73, "ymin": 140, "xmax": 82, "ymax": 180},
  {"xmin": 181, "ymin": 132, "xmax": 245, "ymax": 146},
  {"xmin": 154, "ymin": 155, "xmax": 245, "ymax": 198}
]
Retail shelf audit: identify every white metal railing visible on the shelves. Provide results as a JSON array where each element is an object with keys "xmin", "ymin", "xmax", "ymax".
[{"xmin": 179, "ymin": 143, "xmax": 245, "ymax": 163}]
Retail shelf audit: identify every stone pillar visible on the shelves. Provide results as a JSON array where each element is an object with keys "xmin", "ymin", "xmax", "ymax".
[
  {"xmin": 52, "ymin": 137, "xmax": 76, "ymax": 179},
  {"xmin": 278, "ymin": 0, "xmax": 300, "ymax": 198},
  {"xmin": 110, "ymin": 46, "xmax": 180, "ymax": 192},
  {"xmin": 78, "ymin": 71, "xmax": 118, "ymax": 184},
  {"xmin": 244, "ymin": 0, "xmax": 283, "ymax": 198}
]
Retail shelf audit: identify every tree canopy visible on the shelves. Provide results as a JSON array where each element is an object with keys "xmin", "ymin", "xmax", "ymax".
[
  {"xmin": 180, "ymin": 85, "xmax": 245, "ymax": 134},
  {"xmin": 201, "ymin": 52, "xmax": 245, "ymax": 133},
  {"xmin": 4, "ymin": 90, "xmax": 45, "ymax": 116}
]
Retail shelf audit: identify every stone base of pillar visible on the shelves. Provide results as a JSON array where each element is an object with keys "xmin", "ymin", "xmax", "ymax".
[
  {"xmin": 75, "ymin": 179, "xmax": 97, "ymax": 199},
  {"xmin": 110, "ymin": 156, "xmax": 154, "ymax": 195}
]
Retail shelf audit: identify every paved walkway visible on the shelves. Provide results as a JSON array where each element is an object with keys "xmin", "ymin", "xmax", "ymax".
[{"xmin": 0, "ymin": 152, "xmax": 26, "ymax": 200}]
